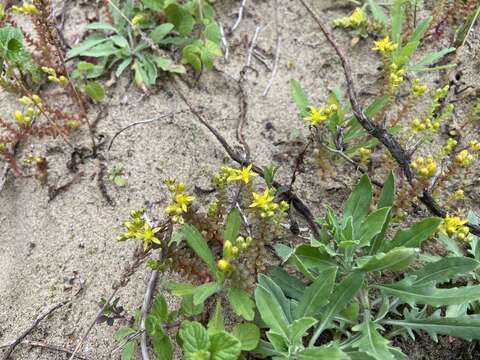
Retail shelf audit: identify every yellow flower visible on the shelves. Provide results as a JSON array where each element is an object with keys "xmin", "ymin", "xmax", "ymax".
[
  {"xmin": 226, "ymin": 164, "xmax": 258, "ymax": 184},
  {"xmin": 217, "ymin": 259, "xmax": 231, "ymax": 271},
  {"xmin": 412, "ymin": 79, "xmax": 428, "ymax": 97},
  {"xmin": 455, "ymin": 149, "xmax": 474, "ymax": 167},
  {"xmin": 441, "ymin": 214, "xmax": 470, "ymax": 241},
  {"xmin": 372, "ymin": 36, "xmax": 398, "ymax": 54},
  {"xmin": 304, "ymin": 107, "xmax": 327, "ymax": 126},
  {"xmin": 453, "ymin": 189, "xmax": 464, "ymax": 200},
  {"xmin": 175, "ymin": 193, "xmax": 195, "ymax": 212},
  {"xmin": 412, "ymin": 155, "xmax": 437, "ymax": 178},
  {"xmin": 138, "ymin": 222, "xmax": 162, "ymax": 250},
  {"xmin": 250, "ymin": 188, "xmax": 275, "ymax": 210}
]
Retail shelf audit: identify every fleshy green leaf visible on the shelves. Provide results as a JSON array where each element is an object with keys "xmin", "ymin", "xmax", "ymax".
[
  {"xmin": 224, "ymin": 208, "xmax": 241, "ymax": 243},
  {"xmin": 227, "ymin": 287, "xmax": 255, "ymax": 321},
  {"xmin": 232, "ymin": 323, "xmax": 260, "ymax": 351},
  {"xmin": 181, "ymin": 224, "xmax": 217, "ymax": 276}
]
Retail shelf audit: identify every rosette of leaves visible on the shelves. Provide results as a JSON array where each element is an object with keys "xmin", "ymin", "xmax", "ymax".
[
  {"xmin": 252, "ymin": 173, "xmax": 480, "ymax": 359},
  {"xmin": 67, "ymin": 0, "xmax": 222, "ymax": 88},
  {"xmin": 0, "ymin": 26, "xmax": 42, "ymax": 88}
]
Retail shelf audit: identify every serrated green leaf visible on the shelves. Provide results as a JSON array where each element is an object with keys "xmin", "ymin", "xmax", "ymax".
[
  {"xmin": 151, "ymin": 294, "xmax": 168, "ymax": 322},
  {"xmin": 409, "ymin": 257, "xmax": 479, "ymax": 285},
  {"xmin": 180, "ymin": 295, "xmax": 204, "ymax": 316},
  {"xmin": 353, "ymin": 320, "xmax": 402, "ymax": 360},
  {"xmin": 356, "ymin": 247, "xmax": 417, "ymax": 272},
  {"xmin": 232, "ymin": 323, "xmax": 260, "ymax": 351},
  {"xmin": 209, "ymin": 332, "xmax": 241, "ymax": 360},
  {"xmin": 179, "ymin": 321, "xmax": 210, "ymax": 355},
  {"xmin": 227, "ymin": 287, "xmax": 255, "ymax": 321},
  {"xmin": 409, "ymin": 48, "xmax": 456, "ymax": 71},
  {"xmin": 294, "ymin": 267, "xmax": 336, "ymax": 318}
]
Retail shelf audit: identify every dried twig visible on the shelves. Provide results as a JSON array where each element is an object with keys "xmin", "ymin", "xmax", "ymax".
[
  {"xmin": 0, "ymin": 164, "xmax": 10, "ymax": 194},
  {"xmin": 231, "ymin": 0, "xmax": 247, "ymax": 33},
  {"xmin": 171, "ymin": 76, "xmax": 320, "ymax": 239},
  {"xmin": 247, "ymin": 26, "xmax": 262, "ymax": 67},
  {"xmin": 262, "ymin": 0, "xmax": 281, "ymax": 97},
  {"xmin": 299, "ymin": 0, "xmax": 480, "ymax": 236},
  {"xmin": 140, "ymin": 267, "xmax": 159, "ymax": 360},
  {"xmin": 219, "ymin": 23, "xmax": 229, "ymax": 62},
  {"xmin": 0, "ymin": 340, "xmax": 91, "ymax": 360},
  {"xmin": 1, "ymin": 300, "xmax": 69, "ymax": 360},
  {"xmin": 107, "ymin": 112, "xmax": 182, "ymax": 151}
]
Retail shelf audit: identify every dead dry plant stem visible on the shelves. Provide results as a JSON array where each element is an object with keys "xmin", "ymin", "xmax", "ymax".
[
  {"xmin": 67, "ymin": 291, "xmax": 117, "ymax": 360},
  {"xmin": 231, "ymin": 0, "xmax": 247, "ymax": 32},
  {"xmin": 299, "ymin": 0, "xmax": 480, "ymax": 236},
  {"xmin": 262, "ymin": 0, "xmax": 280, "ymax": 97},
  {"xmin": 247, "ymin": 26, "xmax": 262, "ymax": 67},
  {"xmin": 171, "ymin": 76, "xmax": 320, "ymax": 239},
  {"xmin": 0, "ymin": 340, "xmax": 90, "ymax": 360},
  {"xmin": 1, "ymin": 300, "xmax": 69, "ymax": 360},
  {"xmin": 140, "ymin": 267, "xmax": 160, "ymax": 360}
]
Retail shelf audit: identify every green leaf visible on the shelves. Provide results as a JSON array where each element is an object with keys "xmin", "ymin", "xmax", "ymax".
[
  {"xmin": 66, "ymin": 35, "xmax": 110, "ymax": 58},
  {"xmin": 207, "ymin": 300, "xmax": 224, "ymax": 336},
  {"xmin": 367, "ymin": 0, "xmax": 388, "ymax": 26},
  {"xmin": 383, "ymin": 217, "xmax": 441, "ymax": 251},
  {"xmin": 209, "ymin": 332, "xmax": 242, "ymax": 360},
  {"xmin": 151, "ymin": 294, "xmax": 168, "ymax": 322},
  {"xmin": 408, "ymin": 17, "xmax": 432, "ymax": 45},
  {"xmin": 358, "ymin": 207, "xmax": 391, "ymax": 247},
  {"xmin": 0, "ymin": 26, "xmax": 24, "ymax": 61},
  {"xmin": 181, "ymin": 224, "xmax": 217, "ymax": 276},
  {"xmin": 204, "ymin": 22, "xmax": 221, "ymax": 43},
  {"xmin": 309, "ymin": 272, "xmax": 365, "ymax": 346},
  {"xmin": 287, "ymin": 317, "xmax": 318, "ymax": 345},
  {"xmin": 224, "ymin": 208, "xmax": 241, "ymax": 243},
  {"xmin": 77, "ymin": 61, "xmax": 95, "ymax": 72},
  {"xmin": 294, "ymin": 267, "xmax": 336, "ymax": 318},
  {"xmin": 80, "ymin": 41, "xmax": 118, "ymax": 57},
  {"xmin": 193, "ymin": 282, "xmax": 221, "ymax": 306},
  {"xmin": 385, "ymin": 309, "xmax": 480, "ymax": 341},
  {"xmin": 180, "ymin": 295, "xmax": 204, "ymax": 316},
  {"xmin": 86, "ymin": 22, "xmax": 118, "ymax": 33},
  {"xmin": 409, "ymin": 48, "xmax": 456, "ymax": 71},
  {"xmin": 165, "ymin": 3, "xmax": 195, "ymax": 37},
  {"xmin": 298, "ymin": 345, "xmax": 350, "ymax": 360},
  {"xmin": 85, "ymin": 81, "xmax": 105, "ymax": 102},
  {"xmin": 150, "ymin": 23, "xmax": 175, "ymax": 42},
  {"xmin": 255, "ymin": 284, "xmax": 290, "ymax": 338},
  {"xmin": 258, "ymin": 274, "xmax": 293, "ymax": 322},
  {"xmin": 356, "ymin": 247, "xmax": 417, "ymax": 272},
  {"xmin": 110, "ymin": 34, "xmax": 129, "ymax": 48},
  {"xmin": 179, "ymin": 321, "xmax": 210, "ymax": 355},
  {"xmin": 391, "ymin": 0, "xmax": 404, "ymax": 45},
  {"xmin": 121, "ymin": 341, "xmax": 136, "ymax": 360},
  {"xmin": 114, "ymin": 326, "xmax": 135, "ymax": 340},
  {"xmin": 142, "ymin": 0, "xmax": 165, "ymax": 11},
  {"xmin": 288, "ymin": 244, "xmax": 336, "ymax": 280},
  {"xmin": 146, "ymin": 315, "xmax": 172, "ymax": 360},
  {"xmin": 408, "ymin": 257, "xmax": 480, "ymax": 285},
  {"xmin": 116, "ymin": 57, "xmax": 133, "ymax": 77},
  {"xmin": 228, "ymin": 287, "xmax": 255, "ymax": 321},
  {"xmin": 232, "ymin": 323, "xmax": 260, "ymax": 351},
  {"xmin": 182, "ymin": 44, "xmax": 202, "ymax": 72},
  {"xmin": 290, "ymin": 79, "xmax": 310, "ymax": 117},
  {"xmin": 376, "ymin": 280, "xmax": 480, "ymax": 306},
  {"xmin": 352, "ymin": 320, "xmax": 402, "ymax": 360},
  {"xmin": 166, "ymin": 281, "xmax": 195, "ymax": 296},
  {"xmin": 269, "ymin": 266, "xmax": 306, "ymax": 301},
  {"xmin": 369, "ymin": 172, "xmax": 395, "ymax": 254},
  {"xmin": 344, "ymin": 175, "xmax": 372, "ymax": 230}
]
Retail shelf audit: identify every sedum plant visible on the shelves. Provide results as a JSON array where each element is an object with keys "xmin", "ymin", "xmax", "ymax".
[
  {"xmin": 253, "ymin": 173, "xmax": 480, "ymax": 359},
  {"xmin": 67, "ymin": 0, "xmax": 222, "ymax": 88}
]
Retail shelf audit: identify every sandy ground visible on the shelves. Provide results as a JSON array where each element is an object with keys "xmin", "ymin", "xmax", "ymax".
[{"xmin": 0, "ymin": 0, "xmax": 479, "ymax": 359}]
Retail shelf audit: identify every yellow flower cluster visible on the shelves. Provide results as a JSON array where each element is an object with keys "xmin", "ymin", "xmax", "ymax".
[
  {"xmin": 117, "ymin": 209, "xmax": 162, "ymax": 250},
  {"xmin": 217, "ymin": 235, "xmax": 253, "ymax": 272},
  {"xmin": 131, "ymin": 14, "xmax": 145, "ymax": 26},
  {"xmin": 388, "ymin": 63, "xmax": 404, "ymax": 91},
  {"xmin": 441, "ymin": 214, "xmax": 470, "ymax": 241},
  {"xmin": 452, "ymin": 189, "xmax": 464, "ymax": 201},
  {"xmin": 334, "ymin": 8, "xmax": 367, "ymax": 28},
  {"xmin": 304, "ymin": 104, "xmax": 338, "ymax": 126},
  {"xmin": 372, "ymin": 36, "xmax": 398, "ymax": 55},
  {"xmin": 249, "ymin": 188, "xmax": 289, "ymax": 219},
  {"xmin": 221, "ymin": 164, "xmax": 258, "ymax": 184},
  {"xmin": 469, "ymin": 140, "xmax": 480, "ymax": 152},
  {"xmin": 164, "ymin": 178, "xmax": 195, "ymax": 223},
  {"xmin": 412, "ymin": 79, "xmax": 428, "ymax": 97},
  {"xmin": 23, "ymin": 153, "xmax": 44, "ymax": 166},
  {"xmin": 455, "ymin": 149, "xmax": 475, "ymax": 167},
  {"xmin": 412, "ymin": 155, "xmax": 437, "ymax": 178},
  {"xmin": 12, "ymin": 2, "xmax": 39, "ymax": 14},
  {"xmin": 359, "ymin": 147, "xmax": 372, "ymax": 163},
  {"xmin": 442, "ymin": 138, "xmax": 458, "ymax": 155},
  {"xmin": 411, "ymin": 117, "xmax": 440, "ymax": 133},
  {"xmin": 42, "ymin": 67, "xmax": 68, "ymax": 85}
]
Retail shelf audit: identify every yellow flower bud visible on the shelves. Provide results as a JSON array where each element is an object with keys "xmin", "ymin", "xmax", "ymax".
[{"xmin": 217, "ymin": 259, "xmax": 230, "ymax": 271}]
